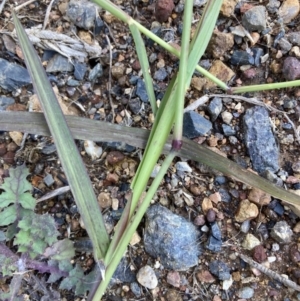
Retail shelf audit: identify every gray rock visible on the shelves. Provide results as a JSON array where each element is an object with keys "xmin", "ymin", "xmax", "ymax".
[
  {"xmin": 128, "ymin": 98, "xmax": 141, "ymax": 114},
  {"xmin": 154, "ymin": 68, "xmax": 168, "ymax": 81},
  {"xmin": 267, "ymin": 0, "xmax": 280, "ymax": 13},
  {"xmin": 183, "ymin": 111, "xmax": 212, "ymax": 139},
  {"xmin": 243, "ymin": 106, "xmax": 279, "ymax": 174},
  {"xmin": 242, "ymin": 6, "xmax": 267, "ymax": 32},
  {"xmin": 207, "ymin": 97, "xmax": 223, "ymax": 121},
  {"xmin": 111, "ymin": 257, "xmax": 136, "ymax": 285},
  {"xmin": 241, "ymin": 220, "xmax": 251, "ymax": 233},
  {"xmin": 66, "ymin": 0, "xmax": 98, "ymax": 30},
  {"xmin": 136, "ymin": 79, "xmax": 148, "ymax": 102},
  {"xmin": 130, "ymin": 282, "xmax": 141, "ymax": 298},
  {"xmin": 44, "ymin": 173, "xmax": 54, "ymax": 187},
  {"xmin": 237, "ymin": 287, "xmax": 254, "ymax": 299},
  {"xmin": 0, "ymin": 58, "xmax": 31, "ymax": 91},
  {"xmin": 41, "ymin": 144, "xmax": 57, "ymax": 155},
  {"xmin": 206, "ymin": 235, "xmax": 222, "ymax": 252},
  {"xmin": 270, "ymin": 221, "xmax": 293, "ymax": 243},
  {"xmin": 222, "ymin": 124, "xmax": 236, "ymax": 136},
  {"xmin": 46, "ymin": 54, "xmax": 74, "ymax": 73},
  {"xmin": 231, "ymin": 50, "xmax": 255, "ymax": 65},
  {"xmin": 211, "ymin": 222, "xmax": 222, "ymax": 240},
  {"xmin": 144, "ymin": 204, "xmax": 200, "ymax": 270},
  {"xmin": 74, "ymin": 62, "xmax": 87, "ymax": 80},
  {"xmin": 209, "ymin": 260, "xmax": 230, "ymax": 280},
  {"xmin": 175, "ymin": 161, "xmax": 192, "ymax": 173},
  {"xmin": 88, "ymin": 63, "xmax": 103, "ymax": 81},
  {"xmin": 101, "ymin": 141, "xmax": 135, "ymax": 153},
  {"xmin": 0, "ymin": 96, "xmax": 15, "ymax": 111},
  {"xmin": 278, "ymin": 38, "xmax": 292, "ymax": 53},
  {"xmin": 287, "ymin": 32, "xmax": 300, "ymax": 46}
]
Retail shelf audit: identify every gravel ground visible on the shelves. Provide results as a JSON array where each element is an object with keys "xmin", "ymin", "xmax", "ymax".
[{"xmin": 2, "ymin": 0, "xmax": 300, "ymax": 300}]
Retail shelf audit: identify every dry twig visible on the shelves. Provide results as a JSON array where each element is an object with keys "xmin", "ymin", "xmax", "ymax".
[
  {"xmin": 42, "ymin": 0, "xmax": 56, "ymax": 30},
  {"xmin": 239, "ymin": 253, "xmax": 300, "ymax": 292},
  {"xmin": 14, "ymin": 0, "xmax": 36, "ymax": 11},
  {"xmin": 105, "ymin": 34, "xmax": 115, "ymax": 123}
]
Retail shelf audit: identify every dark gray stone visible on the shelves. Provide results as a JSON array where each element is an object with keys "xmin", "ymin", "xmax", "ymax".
[
  {"xmin": 0, "ymin": 58, "xmax": 31, "ymax": 91},
  {"xmin": 44, "ymin": 174, "xmax": 55, "ymax": 187},
  {"xmin": 183, "ymin": 111, "xmax": 212, "ymax": 139},
  {"xmin": 287, "ymin": 32, "xmax": 300, "ymax": 46},
  {"xmin": 209, "ymin": 260, "xmax": 230, "ymax": 280},
  {"xmin": 130, "ymin": 282, "xmax": 142, "ymax": 298},
  {"xmin": 66, "ymin": 0, "xmax": 98, "ymax": 30},
  {"xmin": 267, "ymin": 0, "xmax": 280, "ymax": 14},
  {"xmin": 67, "ymin": 79, "xmax": 80, "ymax": 86},
  {"xmin": 154, "ymin": 68, "xmax": 168, "ymax": 81},
  {"xmin": 111, "ymin": 257, "xmax": 136, "ymax": 284},
  {"xmin": 215, "ymin": 176, "xmax": 227, "ymax": 185},
  {"xmin": 219, "ymin": 188, "xmax": 231, "ymax": 203},
  {"xmin": 0, "ymin": 96, "xmax": 15, "ymax": 111},
  {"xmin": 88, "ymin": 63, "xmax": 103, "ymax": 81},
  {"xmin": 46, "ymin": 54, "xmax": 74, "ymax": 73},
  {"xmin": 206, "ymin": 235, "xmax": 222, "ymax": 252},
  {"xmin": 252, "ymin": 47, "xmax": 264, "ymax": 66},
  {"xmin": 242, "ymin": 6, "xmax": 267, "ymax": 32},
  {"xmin": 222, "ymin": 124, "xmax": 236, "ymax": 136},
  {"xmin": 136, "ymin": 79, "xmax": 148, "ymax": 102},
  {"xmin": 210, "ymin": 222, "xmax": 222, "ymax": 241},
  {"xmin": 278, "ymin": 38, "xmax": 292, "ymax": 53},
  {"xmin": 231, "ymin": 51, "xmax": 254, "ymax": 66},
  {"xmin": 128, "ymin": 98, "xmax": 142, "ymax": 114},
  {"xmin": 74, "ymin": 62, "xmax": 87, "ymax": 80},
  {"xmin": 41, "ymin": 144, "xmax": 57, "ymax": 155},
  {"xmin": 102, "ymin": 141, "xmax": 135, "ymax": 153},
  {"xmin": 207, "ymin": 97, "xmax": 223, "ymax": 121},
  {"xmin": 283, "ymin": 98, "xmax": 296, "ymax": 109},
  {"xmin": 144, "ymin": 204, "xmax": 200, "ymax": 270},
  {"xmin": 256, "ymin": 223, "xmax": 269, "ymax": 240},
  {"xmin": 243, "ymin": 106, "xmax": 279, "ymax": 174}
]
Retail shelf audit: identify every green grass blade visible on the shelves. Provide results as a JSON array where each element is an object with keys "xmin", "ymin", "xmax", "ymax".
[
  {"xmin": 92, "ymin": 0, "xmax": 229, "ymax": 91},
  {"xmin": 12, "ymin": 12, "xmax": 109, "ymax": 260},
  {"xmin": 91, "ymin": 152, "xmax": 176, "ymax": 300},
  {"xmin": 173, "ymin": 0, "xmax": 193, "ymax": 146},
  {"xmin": 231, "ymin": 80, "xmax": 300, "ymax": 93},
  {"xmin": 129, "ymin": 22, "xmax": 157, "ymax": 115}
]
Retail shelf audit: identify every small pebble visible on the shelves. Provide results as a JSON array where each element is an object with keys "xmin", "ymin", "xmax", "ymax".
[
  {"xmin": 166, "ymin": 271, "xmax": 181, "ymax": 287},
  {"xmin": 282, "ymin": 57, "xmax": 300, "ymax": 80},
  {"xmin": 242, "ymin": 233, "xmax": 261, "ymax": 250},
  {"xmin": 237, "ymin": 287, "xmax": 255, "ymax": 299},
  {"xmin": 235, "ymin": 199, "xmax": 259, "ymax": 222},
  {"xmin": 136, "ymin": 265, "xmax": 158, "ymax": 289},
  {"xmin": 253, "ymin": 245, "xmax": 267, "ymax": 263},
  {"xmin": 209, "ymin": 260, "xmax": 231, "ymax": 280},
  {"xmin": 272, "ymin": 243, "xmax": 280, "ymax": 252},
  {"xmin": 270, "ymin": 221, "xmax": 293, "ymax": 243},
  {"xmin": 242, "ymin": 6, "xmax": 267, "ymax": 32},
  {"xmin": 155, "ymin": 0, "xmax": 174, "ymax": 22},
  {"xmin": 241, "ymin": 220, "xmax": 251, "ymax": 233},
  {"xmin": 221, "ymin": 111, "xmax": 233, "ymax": 124},
  {"xmin": 175, "ymin": 161, "xmax": 192, "ymax": 173},
  {"xmin": 207, "ymin": 208, "xmax": 216, "ymax": 223}
]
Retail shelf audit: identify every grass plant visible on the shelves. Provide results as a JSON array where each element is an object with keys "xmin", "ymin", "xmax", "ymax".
[{"xmin": 4, "ymin": 1, "xmax": 300, "ymax": 300}]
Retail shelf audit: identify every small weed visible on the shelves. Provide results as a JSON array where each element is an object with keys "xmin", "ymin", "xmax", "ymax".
[{"xmin": 0, "ymin": 165, "xmax": 97, "ymax": 300}]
